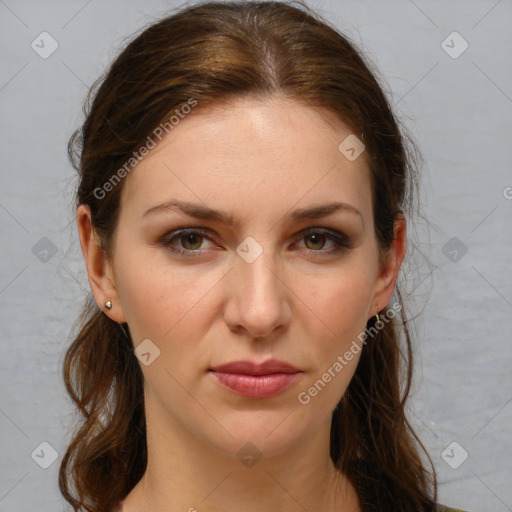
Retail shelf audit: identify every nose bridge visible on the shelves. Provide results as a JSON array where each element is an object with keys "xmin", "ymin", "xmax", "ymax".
[
  {"xmin": 227, "ymin": 235, "xmax": 290, "ymax": 337},
  {"xmin": 240, "ymin": 243, "xmax": 279, "ymax": 300}
]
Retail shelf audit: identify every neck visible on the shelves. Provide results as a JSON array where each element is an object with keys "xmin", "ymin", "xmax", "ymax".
[{"xmin": 119, "ymin": 406, "xmax": 360, "ymax": 512}]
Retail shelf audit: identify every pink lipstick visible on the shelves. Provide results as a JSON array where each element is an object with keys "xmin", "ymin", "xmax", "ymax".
[{"xmin": 209, "ymin": 359, "xmax": 302, "ymax": 399}]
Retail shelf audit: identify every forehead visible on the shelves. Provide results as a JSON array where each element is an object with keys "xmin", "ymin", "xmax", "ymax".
[
  {"xmin": 120, "ymin": 96, "xmax": 372, "ymax": 222},
  {"xmin": 146, "ymin": 96, "xmax": 359, "ymax": 161}
]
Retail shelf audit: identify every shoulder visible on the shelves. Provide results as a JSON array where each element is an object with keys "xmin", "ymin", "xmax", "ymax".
[{"xmin": 435, "ymin": 504, "xmax": 468, "ymax": 512}]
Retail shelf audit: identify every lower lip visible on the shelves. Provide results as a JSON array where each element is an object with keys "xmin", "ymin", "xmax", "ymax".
[{"xmin": 210, "ymin": 371, "xmax": 301, "ymax": 398}]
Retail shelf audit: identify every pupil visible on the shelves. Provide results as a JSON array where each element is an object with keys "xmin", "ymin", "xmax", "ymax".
[
  {"xmin": 185, "ymin": 234, "xmax": 200, "ymax": 248},
  {"xmin": 308, "ymin": 234, "xmax": 323, "ymax": 249}
]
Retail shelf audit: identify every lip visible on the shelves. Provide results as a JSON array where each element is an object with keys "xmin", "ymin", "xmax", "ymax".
[
  {"xmin": 209, "ymin": 359, "xmax": 302, "ymax": 399},
  {"xmin": 210, "ymin": 359, "xmax": 301, "ymax": 375}
]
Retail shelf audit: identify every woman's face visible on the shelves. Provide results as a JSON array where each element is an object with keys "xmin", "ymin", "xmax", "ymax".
[{"xmin": 95, "ymin": 96, "xmax": 401, "ymax": 459}]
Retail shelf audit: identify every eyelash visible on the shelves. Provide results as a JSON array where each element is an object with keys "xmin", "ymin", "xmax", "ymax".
[{"xmin": 159, "ymin": 227, "xmax": 351, "ymax": 258}]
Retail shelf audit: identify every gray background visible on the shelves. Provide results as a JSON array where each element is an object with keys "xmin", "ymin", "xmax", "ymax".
[{"xmin": 1, "ymin": 0, "xmax": 511, "ymax": 510}]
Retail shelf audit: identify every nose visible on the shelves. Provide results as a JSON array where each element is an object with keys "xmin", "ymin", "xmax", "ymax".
[{"xmin": 223, "ymin": 247, "xmax": 292, "ymax": 340}]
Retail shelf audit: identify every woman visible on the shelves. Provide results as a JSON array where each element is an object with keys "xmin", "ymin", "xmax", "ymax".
[{"xmin": 59, "ymin": 1, "xmax": 466, "ymax": 511}]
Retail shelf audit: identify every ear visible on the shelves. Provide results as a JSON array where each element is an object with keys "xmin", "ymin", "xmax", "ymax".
[
  {"xmin": 77, "ymin": 204, "xmax": 127, "ymax": 323},
  {"xmin": 369, "ymin": 214, "xmax": 406, "ymax": 317}
]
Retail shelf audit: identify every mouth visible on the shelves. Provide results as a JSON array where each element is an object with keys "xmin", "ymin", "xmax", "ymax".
[{"xmin": 208, "ymin": 359, "xmax": 302, "ymax": 399}]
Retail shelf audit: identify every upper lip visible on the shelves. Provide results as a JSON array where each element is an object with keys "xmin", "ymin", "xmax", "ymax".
[{"xmin": 209, "ymin": 359, "xmax": 301, "ymax": 376}]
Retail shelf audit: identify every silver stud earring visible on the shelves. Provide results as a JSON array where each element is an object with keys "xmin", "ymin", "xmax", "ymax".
[{"xmin": 105, "ymin": 300, "xmax": 112, "ymax": 310}]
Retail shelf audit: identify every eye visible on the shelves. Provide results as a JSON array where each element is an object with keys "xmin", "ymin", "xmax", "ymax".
[
  {"xmin": 295, "ymin": 228, "xmax": 351, "ymax": 257},
  {"xmin": 159, "ymin": 227, "xmax": 351, "ymax": 258},
  {"xmin": 160, "ymin": 228, "xmax": 215, "ymax": 256}
]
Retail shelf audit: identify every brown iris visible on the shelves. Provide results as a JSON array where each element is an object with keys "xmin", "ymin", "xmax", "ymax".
[{"xmin": 304, "ymin": 233, "xmax": 326, "ymax": 250}]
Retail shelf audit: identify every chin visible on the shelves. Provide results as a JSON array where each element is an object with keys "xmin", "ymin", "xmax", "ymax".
[{"xmin": 203, "ymin": 409, "xmax": 316, "ymax": 461}]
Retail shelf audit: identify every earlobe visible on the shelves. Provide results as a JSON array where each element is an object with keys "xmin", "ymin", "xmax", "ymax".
[
  {"xmin": 76, "ymin": 204, "xmax": 126, "ymax": 323},
  {"xmin": 371, "ymin": 215, "xmax": 407, "ymax": 315}
]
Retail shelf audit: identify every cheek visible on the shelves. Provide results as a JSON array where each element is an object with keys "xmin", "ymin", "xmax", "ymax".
[
  {"xmin": 303, "ymin": 266, "xmax": 373, "ymax": 339},
  {"xmin": 115, "ymin": 245, "xmax": 223, "ymax": 356},
  {"xmin": 294, "ymin": 272, "xmax": 372, "ymax": 411}
]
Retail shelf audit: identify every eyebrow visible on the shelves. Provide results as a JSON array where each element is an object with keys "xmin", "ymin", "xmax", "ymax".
[{"xmin": 142, "ymin": 199, "xmax": 363, "ymax": 226}]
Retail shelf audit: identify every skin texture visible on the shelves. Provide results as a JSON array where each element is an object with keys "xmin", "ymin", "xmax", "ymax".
[{"xmin": 77, "ymin": 96, "xmax": 406, "ymax": 512}]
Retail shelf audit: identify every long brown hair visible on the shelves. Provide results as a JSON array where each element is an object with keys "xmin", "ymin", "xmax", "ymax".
[{"xmin": 60, "ymin": 1, "xmax": 436, "ymax": 510}]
